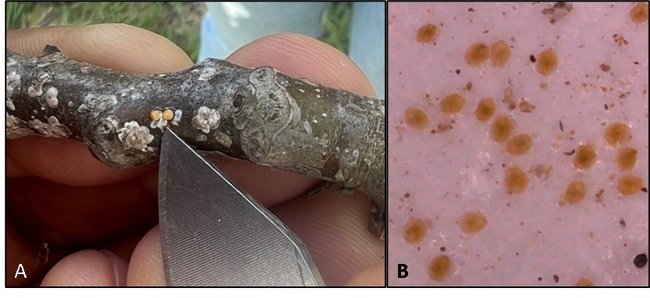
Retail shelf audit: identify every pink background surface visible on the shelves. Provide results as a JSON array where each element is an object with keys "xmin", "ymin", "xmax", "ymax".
[{"xmin": 388, "ymin": 2, "xmax": 648, "ymax": 285}]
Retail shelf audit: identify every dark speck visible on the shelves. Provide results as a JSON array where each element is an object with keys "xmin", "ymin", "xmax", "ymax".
[
  {"xmin": 633, "ymin": 253, "xmax": 647, "ymax": 268},
  {"xmin": 455, "ymin": 69, "xmax": 461, "ymax": 74},
  {"xmin": 563, "ymin": 149, "xmax": 575, "ymax": 156},
  {"xmin": 529, "ymin": 55, "xmax": 536, "ymax": 63},
  {"xmin": 440, "ymin": 246, "xmax": 446, "ymax": 252},
  {"xmin": 537, "ymin": 277, "xmax": 542, "ymax": 281},
  {"xmin": 641, "ymin": 187, "xmax": 648, "ymax": 193},
  {"xmin": 619, "ymin": 219, "xmax": 626, "ymax": 227},
  {"xmin": 553, "ymin": 274, "xmax": 559, "ymax": 283},
  {"xmin": 599, "ymin": 63, "xmax": 611, "ymax": 72},
  {"xmin": 554, "ymin": 2, "xmax": 569, "ymax": 9}
]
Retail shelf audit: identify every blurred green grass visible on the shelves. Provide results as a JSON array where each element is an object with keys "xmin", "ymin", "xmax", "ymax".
[{"xmin": 6, "ymin": 2, "xmax": 352, "ymax": 62}]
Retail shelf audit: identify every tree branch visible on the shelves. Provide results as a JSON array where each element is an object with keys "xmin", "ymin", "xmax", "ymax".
[{"xmin": 5, "ymin": 46, "xmax": 385, "ymax": 226}]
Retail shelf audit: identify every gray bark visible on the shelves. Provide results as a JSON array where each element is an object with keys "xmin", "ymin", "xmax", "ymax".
[{"xmin": 5, "ymin": 46, "xmax": 385, "ymax": 234}]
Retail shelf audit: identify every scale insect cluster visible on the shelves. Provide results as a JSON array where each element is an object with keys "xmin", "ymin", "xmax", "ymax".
[{"xmin": 150, "ymin": 107, "xmax": 183, "ymax": 130}]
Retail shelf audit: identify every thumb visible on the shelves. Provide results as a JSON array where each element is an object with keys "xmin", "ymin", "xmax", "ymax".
[{"xmin": 346, "ymin": 265, "xmax": 385, "ymax": 286}]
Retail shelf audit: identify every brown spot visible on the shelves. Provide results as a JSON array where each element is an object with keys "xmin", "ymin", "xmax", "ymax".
[
  {"xmin": 616, "ymin": 147, "xmax": 638, "ymax": 171},
  {"xmin": 405, "ymin": 107, "xmax": 429, "ymax": 130},
  {"xmin": 465, "ymin": 42, "xmax": 490, "ymax": 67},
  {"xmin": 507, "ymin": 134, "xmax": 533, "ymax": 155},
  {"xmin": 428, "ymin": 255, "xmax": 453, "ymax": 282},
  {"xmin": 416, "ymin": 24, "xmax": 438, "ymax": 43},
  {"xmin": 553, "ymin": 274, "xmax": 560, "ymax": 283},
  {"xmin": 619, "ymin": 219, "xmax": 626, "ymax": 227},
  {"xmin": 618, "ymin": 175, "xmax": 644, "ymax": 195},
  {"xmin": 404, "ymin": 192, "xmax": 411, "ymax": 198},
  {"xmin": 563, "ymin": 180, "xmax": 587, "ymax": 205},
  {"xmin": 440, "ymin": 93, "xmax": 466, "ymax": 114},
  {"xmin": 605, "ymin": 122, "xmax": 630, "ymax": 146},
  {"xmin": 595, "ymin": 189, "xmax": 605, "ymax": 203},
  {"xmin": 519, "ymin": 101, "xmax": 535, "ymax": 113},
  {"xmin": 504, "ymin": 86, "xmax": 513, "ymax": 98},
  {"xmin": 505, "ymin": 166, "xmax": 529, "ymax": 194},
  {"xmin": 599, "ymin": 63, "xmax": 611, "ymax": 72},
  {"xmin": 536, "ymin": 49, "xmax": 559, "ymax": 75},
  {"xmin": 502, "ymin": 87, "xmax": 517, "ymax": 110},
  {"xmin": 403, "ymin": 218, "xmax": 429, "ymax": 244},
  {"xmin": 465, "ymin": 81, "xmax": 473, "ymax": 91},
  {"xmin": 573, "ymin": 144, "xmax": 597, "ymax": 170},
  {"xmin": 576, "ymin": 278, "xmax": 594, "ymax": 286},
  {"xmin": 475, "ymin": 98, "xmax": 496, "ymax": 122},
  {"xmin": 459, "ymin": 211, "xmax": 488, "ymax": 234},
  {"xmin": 630, "ymin": 3, "xmax": 649, "ymax": 24},
  {"xmin": 542, "ymin": 2, "xmax": 574, "ymax": 24},
  {"xmin": 540, "ymin": 83, "xmax": 548, "ymax": 90},
  {"xmin": 436, "ymin": 123, "xmax": 453, "ymax": 133},
  {"xmin": 531, "ymin": 164, "xmax": 552, "ymax": 180},
  {"xmin": 563, "ymin": 149, "xmax": 576, "ymax": 156},
  {"xmin": 490, "ymin": 115, "xmax": 515, "ymax": 143},
  {"xmin": 491, "ymin": 40, "xmax": 511, "ymax": 67}
]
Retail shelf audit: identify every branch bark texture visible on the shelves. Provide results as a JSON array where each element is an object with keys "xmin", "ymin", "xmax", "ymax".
[{"xmin": 5, "ymin": 46, "xmax": 385, "ymax": 212}]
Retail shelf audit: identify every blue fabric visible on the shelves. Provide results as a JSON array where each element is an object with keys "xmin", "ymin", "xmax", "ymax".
[
  {"xmin": 198, "ymin": 2, "xmax": 385, "ymax": 98},
  {"xmin": 198, "ymin": 13, "xmax": 229, "ymax": 61},
  {"xmin": 349, "ymin": 2, "xmax": 385, "ymax": 98}
]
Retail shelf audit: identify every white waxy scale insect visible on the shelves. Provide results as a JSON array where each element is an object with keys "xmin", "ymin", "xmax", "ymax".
[
  {"xmin": 118, "ymin": 121, "xmax": 154, "ymax": 151},
  {"xmin": 191, "ymin": 106, "xmax": 220, "ymax": 133},
  {"xmin": 44, "ymin": 87, "xmax": 59, "ymax": 108},
  {"xmin": 172, "ymin": 109, "xmax": 182, "ymax": 125}
]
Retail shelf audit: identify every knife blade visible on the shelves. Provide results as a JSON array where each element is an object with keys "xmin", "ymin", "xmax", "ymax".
[{"xmin": 158, "ymin": 128, "xmax": 325, "ymax": 286}]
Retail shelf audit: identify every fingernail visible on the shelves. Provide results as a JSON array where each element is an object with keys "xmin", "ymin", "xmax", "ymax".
[{"xmin": 100, "ymin": 250, "xmax": 125, "ymax": 286}]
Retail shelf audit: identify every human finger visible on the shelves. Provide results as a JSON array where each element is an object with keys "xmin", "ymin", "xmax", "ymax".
[
  {"xmin": 271, "ymin": 191, "xmax": 385, "ymax": 285},
  {"xmin": 40, "ymin": 249, "xmax": 128, "ymax": 286}
]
